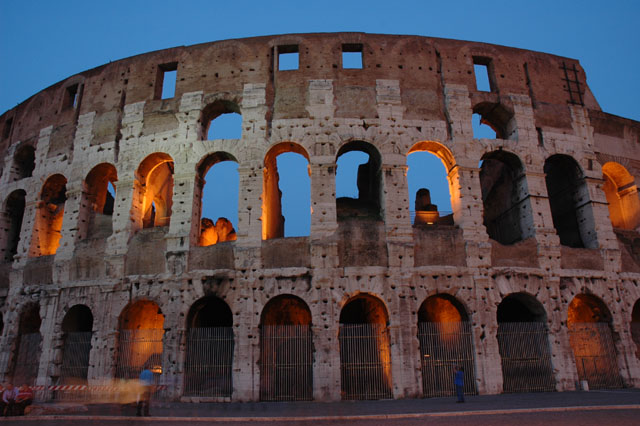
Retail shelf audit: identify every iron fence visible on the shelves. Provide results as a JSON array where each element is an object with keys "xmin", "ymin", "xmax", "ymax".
[
  {"xmin": 339, "ymin": 323, "xmax": 393, "ymax": 400},
  {"xmin": 568, "ymin": 322, "xmax": 623, "ymax": 389},
  {"xmin": 184, "ymin": 327, "xmax": 234, "ymax": 398},
  {"xmin": 496, "ymin": 322, "xmax": 555, "ymax": 393},
  {"xmin": 417, "ymin": 321, "xmax": 476, "ymax": 397},
  {"xmin": 260, "ymin": 325, "xmax": 313, "ymax": 401},
  {"xmin": 115, "ymin": 328, "xmax": 165, "ymax": 399},
  {"xmin": 12, "ymin": 332, "xmax": 42, "ymax": 387},
  {"xmin": 53, "ymin": 331, "xmax": 93, "ymax": 401}
]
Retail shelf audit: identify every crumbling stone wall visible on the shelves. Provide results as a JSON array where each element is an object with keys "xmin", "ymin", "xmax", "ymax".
[{"xmin": 0, "ymin": 33, "xmax": 639, "ymax": 401}]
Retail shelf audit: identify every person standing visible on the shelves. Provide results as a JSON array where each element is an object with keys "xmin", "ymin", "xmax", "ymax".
[
  {"xmin": 137, "ymin": 367, "xmax": 153, "ymax": 417},
  {"xmin": 454, "ymin": 365, "xmax": 465, "ymax": 403}
]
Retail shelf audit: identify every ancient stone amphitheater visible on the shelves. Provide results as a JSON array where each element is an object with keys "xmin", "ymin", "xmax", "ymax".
[{"xmin": 0, "ymin": 33, "xmax": 639, "ymax": 402}]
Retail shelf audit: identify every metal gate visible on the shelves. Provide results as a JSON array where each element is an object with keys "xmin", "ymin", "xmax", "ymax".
[
  {"xmin": 13, "ymin": 332, "xmax": 42, "ymax": 387},
  {"xmin": 115, "ymin": 329, "xmax": 164, "ymax": 399},
  {"xmin": 260, "ymin": 325, "xmax": 313, "ymax": 401},
  {"xmin": 418, "ymin": 321, "xmax": 476, "ymax": 397},
  {"xmin": 339, "ymin": 323, "xmax": 393, "ymax": 400},
  {"xmin": 184, "ymin": 327, "xmax": 234, "ymax": 397},
  {"xmin": 54, "ymin": 331, "xmax": 93, "ymax": 401},
  {"xmin": 568, "ymin": 322, "xmax": 623, "ymax": 389},
  {"xmin": 497, "ymin": 322, "xmax": 555, "ymax": 392}
]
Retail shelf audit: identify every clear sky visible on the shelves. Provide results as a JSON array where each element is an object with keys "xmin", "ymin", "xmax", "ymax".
[{"xmin": 1, "ymin": 1, "xmax": 638, "ymax": 235}]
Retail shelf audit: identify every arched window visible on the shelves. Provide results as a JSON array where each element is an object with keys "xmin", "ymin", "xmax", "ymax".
[
  {"xmin": 602, "ymin": 162, "xmax": 640, "ymax": 230},
  {"xmin": 2, "ymin": 190, "xmax": 26, "ymax": 262},
  {"xmin": 78, "ymin": 163, "xmax": 117, "ymax": 240},
  {"xmin": 544, "ymin": 155, "xmax": 596, "ymax": 248},
  {"xmin": 480, "ymin": 151, "xmax": 534, "ymax": 244},
  {"xmin": 336, "ymin": 141, "xmax": 382, "ymax": 220},
  {"xmin": 201, "ymin": 100, "xmax": 242, "ymax": 140},
  {"xmin": 30, "ymin": 174, "xmax": 67, "ymax": 256},
  {"xmin": 195, "ymin": 153, "xmax": 238, "ymax": 246},
  {"xmin": 262, "ymin": 143, "xmax": 311, "ymax": 239},
  {"xmin": 134, "ymin": 153, "xmax": 174, "ymax": 230},
  {"xmin": 10, "ymin": 144, "xmax": 35, "ymax": 181},
  {"xmin": 472, "ymin": 102, "xmax": 516, "ymax": 140}
]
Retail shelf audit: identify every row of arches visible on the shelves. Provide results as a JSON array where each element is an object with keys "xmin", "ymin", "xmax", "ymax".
[
  {"xmin": 5, "ymin": 291, "xmax": 636, "ymax": 400},
  {"xmin": 2, "ymin": 139, "xmax": 639, "ymax": 259}
]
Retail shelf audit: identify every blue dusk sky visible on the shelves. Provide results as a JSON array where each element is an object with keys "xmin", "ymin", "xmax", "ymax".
[{"xmin": 1, "ymin": 1, "xmax": 638, "ymax": 236}]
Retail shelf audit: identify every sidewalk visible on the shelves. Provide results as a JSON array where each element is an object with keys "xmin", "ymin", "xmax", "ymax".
[{"xmin": 24, "ymin": 389, "xmax": 640, "ymax": 419}]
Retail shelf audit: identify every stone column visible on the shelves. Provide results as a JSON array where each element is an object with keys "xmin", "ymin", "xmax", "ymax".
[{"xmin": 381, "ymin": 158, "xmax": 414, "ymax": 269}]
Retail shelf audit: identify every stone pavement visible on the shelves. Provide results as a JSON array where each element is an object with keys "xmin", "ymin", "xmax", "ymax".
[{"xmin": 21, "ymin": 389, "xmax": 640, "ymax": 420}]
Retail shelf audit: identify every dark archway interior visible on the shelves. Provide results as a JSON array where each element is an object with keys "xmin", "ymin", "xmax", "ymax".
[
  {"xmin": 13, "ymin": 145, "xmax": 35, "ymax": 180},
  {"xmin": 19, "ymin": 303, "xmax": 41, "ymax": 334},
  {"xmin": 187, "ymin": 296, "xmax": 233, "ymax": 328},
  {"xmin": 418, "ymin": 294, "xmax": 468, "ymax": 323},
  {"xmin": 62, "ymin": 305, "xmax": 94, "ymax": 333},
  {"xmin": 497, "ymin": 294, "xmax": 546, "ymax": 323},
  {"xmin": 340, "ymin": 294, "xmax": 388, "ymax": 325},
  {"xmin": 261, "ymin": 295, "xmax": 311, "ymax": 326},
  {"xmin": 5, "ymin": 190, "xmax": 25, "ymax": 262}
]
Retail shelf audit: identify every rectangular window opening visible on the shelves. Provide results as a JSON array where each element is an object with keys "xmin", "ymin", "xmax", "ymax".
[
  {"xmin": 536, "ymin": 127, "xmax": 544, "ymax": 147},
  {"xmin": 3, "ymin": 117, "xmax": 13, "ymax": 139},
  {"xmin": 278, "ymin": 45, "xmax": 299, "ymax": 71},
  {"xmin": 157, "ymin": 62, "xmax": 178, "ymax": 99},
  {"xmin": 63, "ymin": 84, "xmax": 80, "ymax": 110},
  {"xmin": 473, "ymin": 57, "xmax": 493, "ymax": 92},
  {"xmin": 342, "ymin": 44, "xmax": 363, "ymax": 69}
]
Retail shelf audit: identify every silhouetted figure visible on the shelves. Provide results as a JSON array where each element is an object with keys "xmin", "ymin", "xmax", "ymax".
[
  {"xmin": 454, "ymin": 365, "xmax": 464, "ymax": 403},
  {"xmin": 137, "ymin": 368, "xmax": 153, "ymax": 417}
]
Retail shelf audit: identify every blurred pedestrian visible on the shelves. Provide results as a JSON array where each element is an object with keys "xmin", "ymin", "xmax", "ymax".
[
  {"xmin": 137, "ymin": 367, "xmax": 153, "ymax": 417},
  {"xmin": 454, "ymin": 365, "xmax": 465, "ymax": 403},
  {"xmin": 15, "ymin": 384, "xmax": 33, "ymax": 415}
]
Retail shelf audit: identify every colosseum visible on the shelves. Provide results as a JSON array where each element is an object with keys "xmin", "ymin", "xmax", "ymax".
[{"xmin": 0, "ymin": 32, "xmax": 639, "ymax": 403}]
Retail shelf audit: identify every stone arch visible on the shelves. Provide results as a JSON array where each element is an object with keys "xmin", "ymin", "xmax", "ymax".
[
  {"xmin": 602, "ymin": 162, "xmax": 640, "ymax": 230},
  {"xmin": 9, "ymin": 144, "xmax": 35, "ymax": 181},
  {"xmin": 184, "ymin": 296, "xmax": 234, "ymax": 397},
  {"xmin": 58, "ymin": 305, "xmax": 93, "ymax": 388},
  {"xmin": 496, "ymin": 293, "xmax": 555, "ymax": 392},
  {"xmin": 336, "ymin": 140, "xmax": 383, "ymax": 220},
  {"xmin": 262, "ymin": 142, "xmax": 311, "ymax": 240},
  {"xmin": 480, "ymin": 150, "xmax": 534, "ymax": 245},
  {"xmin": 417, "ymin": 294, "xmax": 476, "ymax": 397},
  {"xmin": 259, "ymin": 294, "xmax": 313, "ymax": 401},
  {"xmin": 200, "ymin": 99, "xmax": 242, "ymax": 140},
  {"xmin": 339, "ymin": 293, "xmax": 392, "ymax": 399},
  {"xmin": 29, "ymin": 174, "xmax": 67, "ymax": 257},
  {"xmin": 1, "ymin": 189, "xmax": 26, "ymax": 262},
  {"xmin": 567, "ymin": 294, "xmax": 622, "ymax": 389},
  {"xmin": 11, "ymin": 303, "xmax": 42, "ymax": 385},
  {"xmin": 407, "ymin": 141, "xmax": 456, "ymax": 226},
  {"xmin": 544, "ymin": 154, "xmax": 597, "ymax": 248},
  {"xmin": 472, "ymin": 101, "xmax": 517, "ymax": 140},
  {"xmin": 115, "ymin": 300, "xmax": 165, "ymax": 379},
  {"xmin": 194, "ymin": 152, "xmax": 238, "ymax": 246},
  {"xmin": 134, "ymin": 153, "xmax": 174, "ymax": 230},
  {"xmin": 78, "ymin": 163, "xmax": 117, "ymax": 241}
]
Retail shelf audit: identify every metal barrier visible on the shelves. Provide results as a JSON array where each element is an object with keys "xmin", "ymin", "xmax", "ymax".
[
  {"xmin": 497, "ymin": 322, "xmax": 556, "ymax": 393},
  {"xmin": 260, "ymin": 325, "xmax": 313, "ymax": 401},
  {"xmin": 184, "ymin": 327, "xmax": 234, "ymax": 397},
  {"xmin": 53, "ymin": 331, "xmax": 93, "ymax": 401},
  {"xmin": 568, "ymin": 322, "xmax": 623, "ymax": 389},
  {"xmin": 339, "ymin": 323, "xmax": 393, "ymax": 400},
  {"xmin": 115, "ymin": 329, "xmax": 165, "ymax": 400},
  {"xmin": 417, "ymin": 321, "xmax": 476, "ymax": 397},
  {"xmin": 12, "ymin": 332, "xmax": 42, "ymax": 387}
]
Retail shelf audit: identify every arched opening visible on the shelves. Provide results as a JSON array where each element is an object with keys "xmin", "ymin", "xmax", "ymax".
[
  {"xmin": 262, "ymin": 143, "xmax": 311, "ymax": 240},
  {"xmin": 480, "ymin": 151, "xmax": 534, "ymax": 244},
  {"xmin": 201, "ymin": 100, "xmax": 242, "ymax": 140},
  {"xmin": 11, "ymin": 303, "xmax": 42, "ymax": 386},
  {"xmin": 544, "ymin": 155, "xmax": 597, "ymax": 248},
  {"xmin": 115, "ymin": 300, "xmax": 164, "ymax": 381},
  {"xmin": 407, "ymin": 143, "xmax": 454, "ymax": 226},
  {"xmin": 78, "ymin": 163, "xmax": 117, "ymax": 240},
  {"xmin": 135, "ymin": 153, "xmax": 174, "ymax": 230},
  {"xmin": 567, "ymin": 294, "xmax": 622, "ymax": 389},
  {"xmin": 2, "ymin": 190, "xmax": 26, "ymax": 262},
  {"xmin": 631, "ymin": 300, "xmax": 640, "ymax": 361},
  {"xmin": 602, "ymin": 162, "xmax": 640, "ymax": 230},
  {"xmin": 339, "ymin": 294, "xmax": 392, "ymax": 400},
  {"xmin": 336, "ymin": 141, "xmax": 383, "ymax": 220},
  {"xmin": 184, "ymin": 296, "xmax": 234, "ymax": 397},
  {"xmin": 195, "ymin": 153, "xmax": 238, "ymax": 246},
  {"xmin": 417, "ymin": 294, "xmax": 476, "ymax": 397},
  {"xmin": 259, "ymin": 295, "xmax": 312, "ymax": 401},
  {"xmin": 56, "ymin": 305, "xmax": 93, "ymax": 400},
  {"xmin": 10, "ymin": 144, "xmax": 35, "ymax": 181},
  {"xmin": 472, "ymin": 102, "xmax": 516, "ymax": 140},
  {"xmin": 496, "ymin": 293, "xmax": 555, "ymax": 392},
  {"xmin": 29, "ymin": 174, "xmax": 67, "ymax": 257}
]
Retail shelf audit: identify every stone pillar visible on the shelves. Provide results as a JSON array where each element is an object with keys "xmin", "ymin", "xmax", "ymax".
[
  {"xmin": 471, "ymin": 278, "xmax": 503, "ymax": 394},
  {"xmin": 381, "ymin": 158, "xmax": 414, "ymax": 269},
  {"xmin": 36, "ymin": 292, "xmax": 60, "ymax": 398}
]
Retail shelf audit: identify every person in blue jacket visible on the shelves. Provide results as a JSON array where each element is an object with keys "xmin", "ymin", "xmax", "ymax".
[
  {"xmin": 137, "ymin": 367, "xmax": 154, "ymax": 416},
  {"xmin": 454, "ymin": 365, "xmax": 465, "ymax": 403}
]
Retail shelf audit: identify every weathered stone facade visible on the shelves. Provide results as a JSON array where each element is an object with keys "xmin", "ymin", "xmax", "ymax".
[{"xmin": 0, "ymin": 33, "xmax": 639, "ymax": 402}]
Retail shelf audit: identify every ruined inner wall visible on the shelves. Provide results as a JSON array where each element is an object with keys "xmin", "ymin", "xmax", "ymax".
[{"xmin": 0, "ymin": 33, "xmax": 639, "ymax": 401}]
